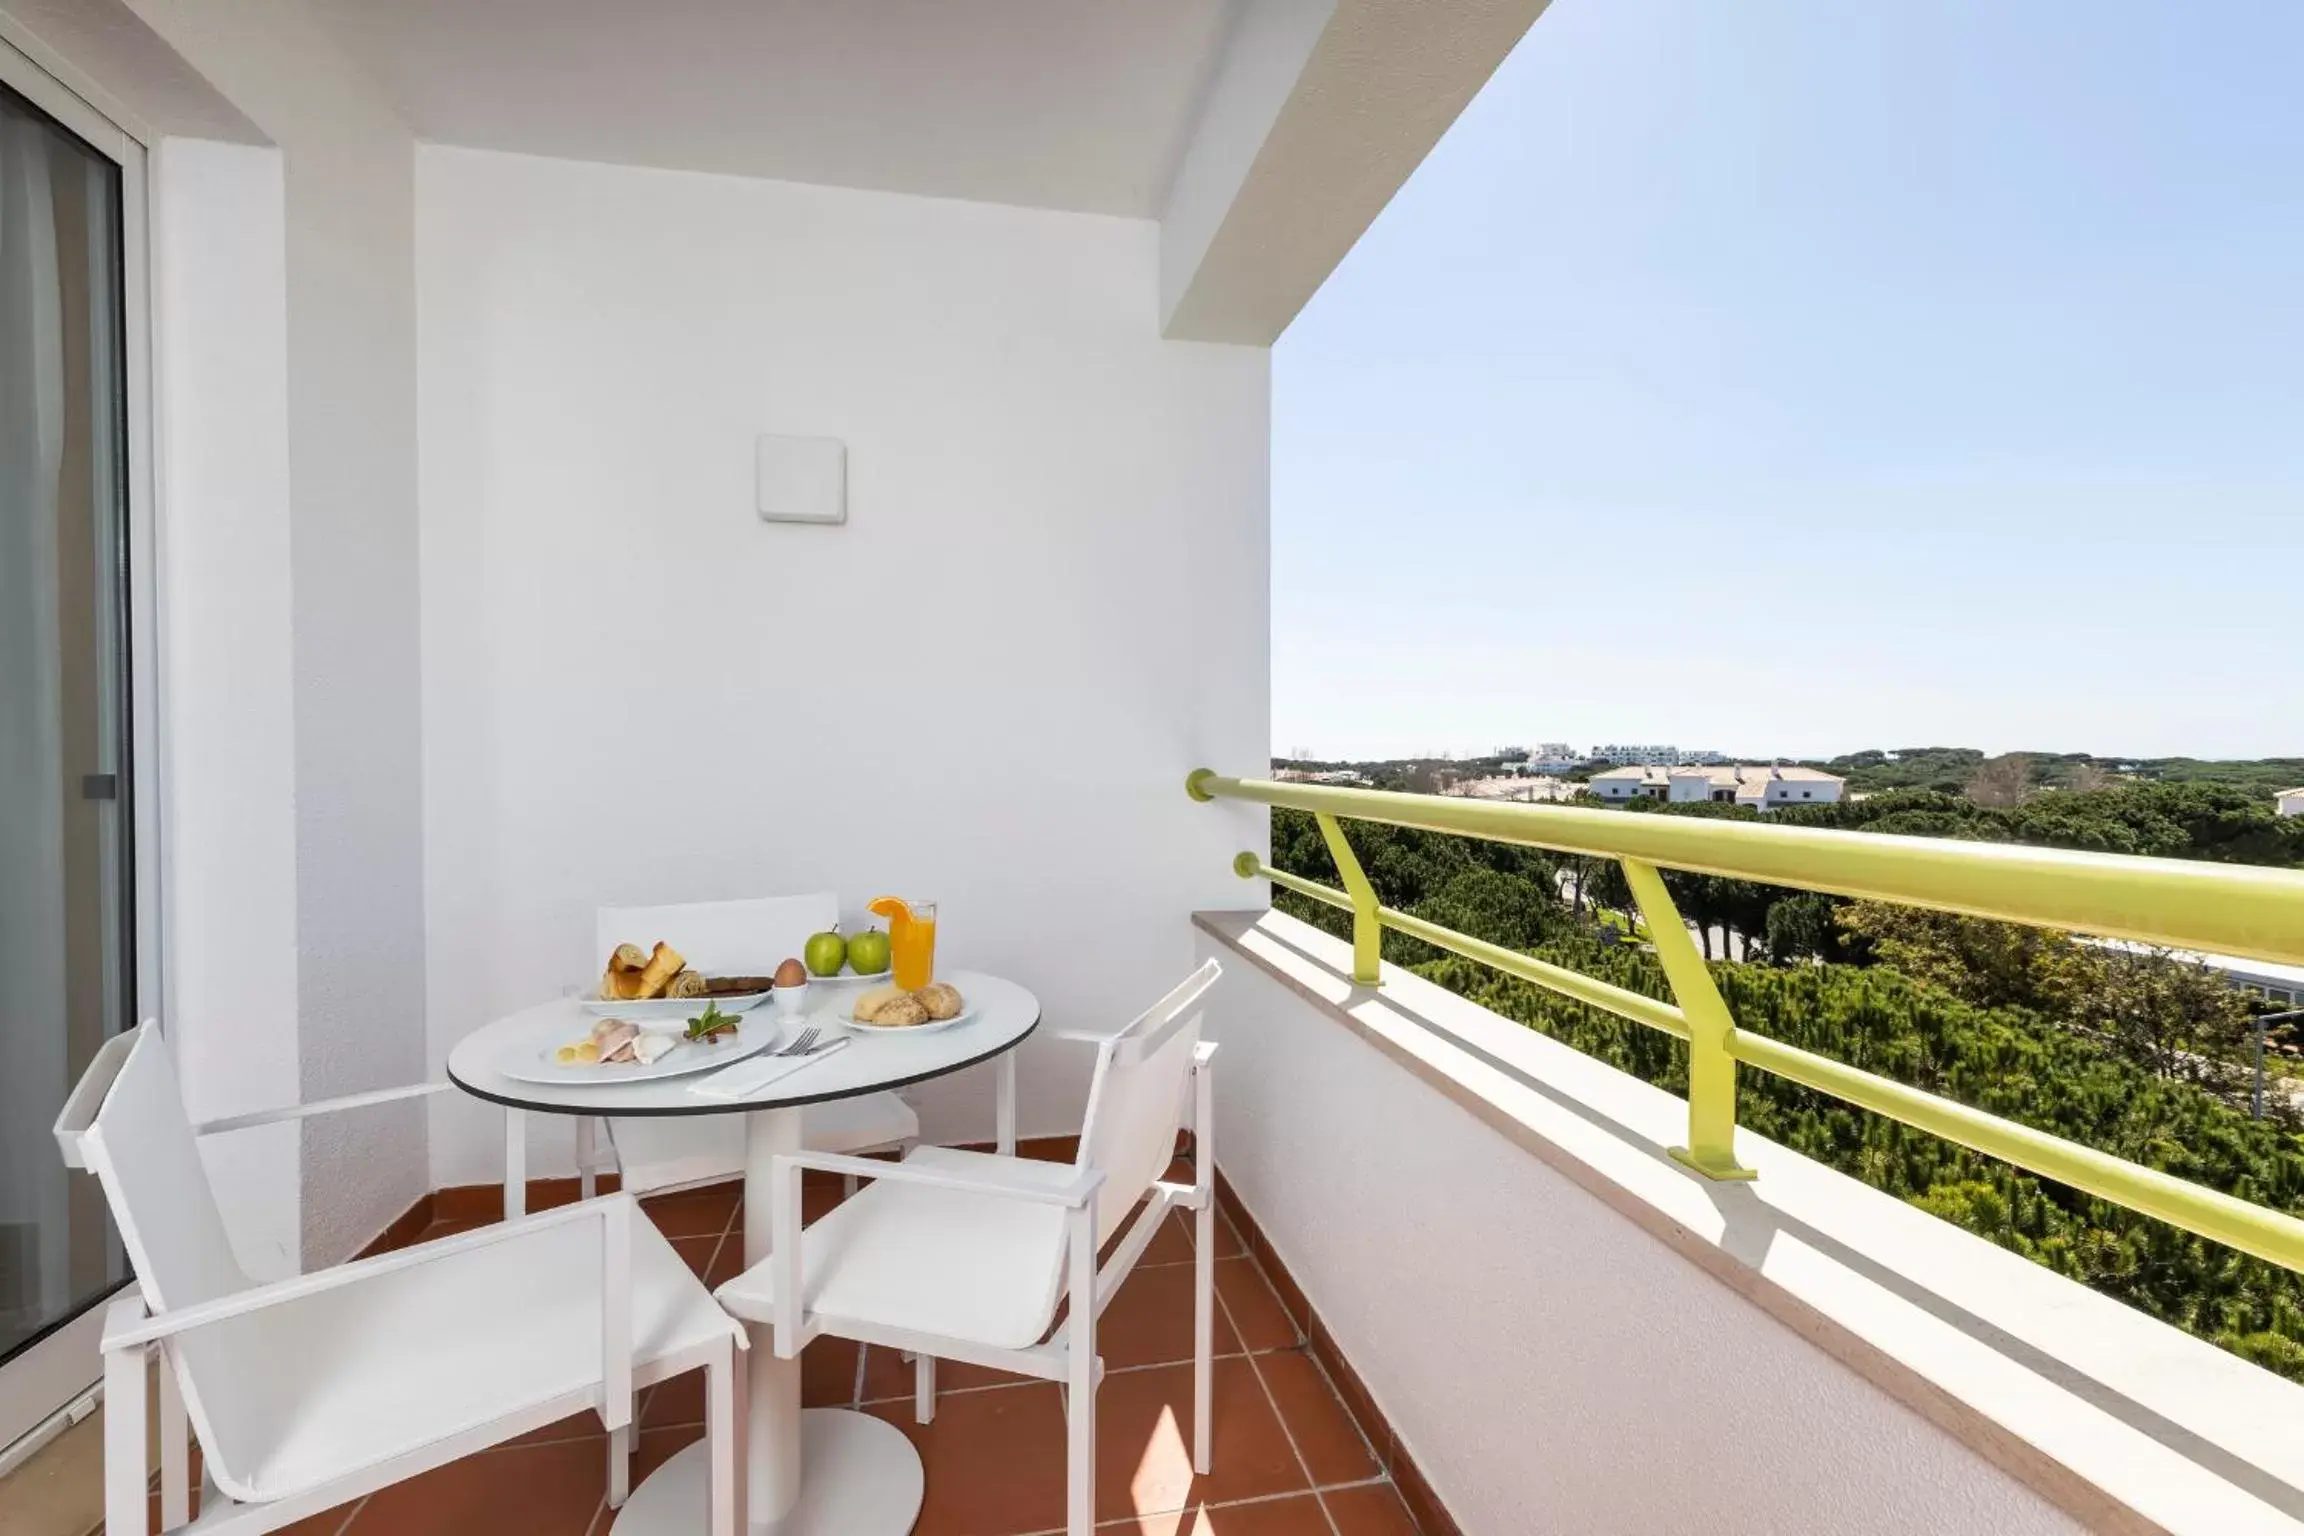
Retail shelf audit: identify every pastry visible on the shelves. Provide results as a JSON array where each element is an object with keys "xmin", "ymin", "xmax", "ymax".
[
  {"xmin": 635, "ymin": 941, "xmax": 686, "ymax": 1000},
  {"xmin": 602, "ymin": 942, "xmax": 650, "ymax": 1001},
  {"xmin": 917, "ymin": 982, "xmax": 963, "ymax": 1021},
  {"xmin": 666, "ymin": 968, "xmax": 708, "ymax": 999}
]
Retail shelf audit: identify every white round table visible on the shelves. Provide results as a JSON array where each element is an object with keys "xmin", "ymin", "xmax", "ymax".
[{"xmin": 447, "ymin": 969, "xmax": 1041, "ymax": 1535}]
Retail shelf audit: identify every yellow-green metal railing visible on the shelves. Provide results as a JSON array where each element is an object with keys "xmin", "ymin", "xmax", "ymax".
[{"xmin": 1187, "ymin": 769, "xmax": 2304, "ymax": 1270}]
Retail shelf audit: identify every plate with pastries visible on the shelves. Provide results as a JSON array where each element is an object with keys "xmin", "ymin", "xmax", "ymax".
[
  {"xmin": 842, "ymin": 980, "xmax": 975, "ymax": 1034},
  {"xmin": 578, "ymin": 941, "xmax": 782, "ymax": 1021}
]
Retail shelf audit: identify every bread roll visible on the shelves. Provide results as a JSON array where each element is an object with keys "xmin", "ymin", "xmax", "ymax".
[
  {"xmin": 917, "ymin": 983, "xmax": 963, "ymax": 1021},
  {"xmin": 853, "ymin": 984, "xmax": 903, "ymax": 1020},
  {"xmin": 852, "ymin": 986, "xmax": 933, "ymax": 1026},
  {"xmin": 872, "ymin": 994, "xmax": 931, "ymax": 1027}
]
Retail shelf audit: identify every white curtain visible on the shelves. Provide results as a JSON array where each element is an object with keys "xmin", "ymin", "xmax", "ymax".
[{"xmin": 0, "ymin": 102, "xmax": 69, "ymax": 1324}]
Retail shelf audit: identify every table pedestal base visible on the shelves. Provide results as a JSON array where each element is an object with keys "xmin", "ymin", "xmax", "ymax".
[{"xmin": 607, "ymin": 1409, "xmax": 923, "ymax": 1536}]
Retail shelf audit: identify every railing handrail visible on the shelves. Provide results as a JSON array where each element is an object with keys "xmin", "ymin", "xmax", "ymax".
[
  {"xmin": 1191, "ymin": 767, "xmax": 2304, "ymax": 1276},
  {"xmin": 1188, "ymin": 770, "xmax": 2304, "ymax": 968}
]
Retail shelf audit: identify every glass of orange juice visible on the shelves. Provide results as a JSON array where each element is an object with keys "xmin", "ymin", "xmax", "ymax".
[
  {"xmin": 893, "ymin": 902, "xmax": 936, "ymax": 990},
  {"xmin": 869, "ymin": 896, "xmax": 938, "ymax": 990}
]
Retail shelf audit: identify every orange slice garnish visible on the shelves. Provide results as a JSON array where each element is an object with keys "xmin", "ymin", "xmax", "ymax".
[{"xmin": 867, "ymin": 895, "xmax": 909, "ymax": 923}]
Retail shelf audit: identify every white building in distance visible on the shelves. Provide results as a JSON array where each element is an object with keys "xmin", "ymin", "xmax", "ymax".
[
  {"xmin": 1592, "ymin": 745, "xmax": 1730, "ymax": 767},
  {"xmin": 1508, "ymin": 746, "xmax": 1584, "ymax": 776},
  {"xmin": 1588, "ymin": 764, "xmax": 1846, "ymax": 812},
  {"xmin": 2278, "ymin": 788, "xmax": 2304, "ymax": 818}
]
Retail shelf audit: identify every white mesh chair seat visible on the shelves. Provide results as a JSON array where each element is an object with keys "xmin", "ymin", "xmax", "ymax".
[
  {"xmin": 195, "ymin": 1217, "xmax": 728, "ymax": 1503},
  {"xmin": 718, "ymin": 1147, "xmax": 1074, "ymax": 1351}
]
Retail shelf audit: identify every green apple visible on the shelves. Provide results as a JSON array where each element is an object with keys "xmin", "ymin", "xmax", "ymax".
[
  {"xmin": 803, "ymin": 929, "xmax": 847, "ymax": 977},
  {"xmin": 846, "ymin": 927, "xmax": 893, "ymax": 977}
]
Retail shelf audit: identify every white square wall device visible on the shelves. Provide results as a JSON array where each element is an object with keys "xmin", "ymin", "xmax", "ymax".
[{"xmin": 755, "ymin": 434, "xmax": 847, "ymax": 524}]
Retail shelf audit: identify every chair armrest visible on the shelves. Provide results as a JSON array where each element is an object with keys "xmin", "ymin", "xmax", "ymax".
[
  {"xmin": 110, "ymin": 1191, "xmax": 643, "ymax": 1432},
  {"xmin": 192, "ymin": 1081, "xmax": 447, "ymax": 1138},
  {"xmin": 105, "ymin": 1192, "xmax": 633, "ymax": 1350},
  {"xmin": 772, "ymin": 1149, "xmax": 1105, "ymax": 1210}
]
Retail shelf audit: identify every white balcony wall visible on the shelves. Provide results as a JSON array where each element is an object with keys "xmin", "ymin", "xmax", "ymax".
[
  {"xmin": 111, "ymin": 0, "xmax": 431, "ymax": 1270},
  {"xmin": 1194, "ymin": 915, "xmax": 2089, "ymax": 1535},
  {"xmin": 416, "ymin": 146, "xmax": 1271, "ymax": 1187}
]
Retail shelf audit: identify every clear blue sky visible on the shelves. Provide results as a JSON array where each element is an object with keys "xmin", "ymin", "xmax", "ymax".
[{"xmin": 1272, "ymin": 0, "xmax": 2304, "ymax": 763}]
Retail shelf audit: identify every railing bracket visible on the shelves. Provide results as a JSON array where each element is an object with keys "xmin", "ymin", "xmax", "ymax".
[{"xmin": 1315, "ymin": 813, "xmax": 1383, "ymax": 987}]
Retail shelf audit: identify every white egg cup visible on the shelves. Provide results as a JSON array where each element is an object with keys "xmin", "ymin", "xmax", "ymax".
[{"xmin": 770, "ymin": 981, "xmax": 809, "ymax": 1018}]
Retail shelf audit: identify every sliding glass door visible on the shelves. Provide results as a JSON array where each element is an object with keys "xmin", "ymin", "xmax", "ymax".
[{"xmin": 0, "ymin": 68, "xmax": 137, "ymax": 1455}]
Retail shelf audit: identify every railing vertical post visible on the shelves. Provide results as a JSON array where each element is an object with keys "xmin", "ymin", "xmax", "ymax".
[
  {"xmin": 1622, "ymin": 858, "xmax": 1756, "ymax": 1181},
  {"xmin": 1315, "ymin": 813, "xmax": 1383, "ymax": 986}
]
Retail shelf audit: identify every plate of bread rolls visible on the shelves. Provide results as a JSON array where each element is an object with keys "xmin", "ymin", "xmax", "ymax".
[
  {"xmin": 578, "ymin": 940, "xmax": 777, "ymax": 1021},
  {"xmin": 843, "ymin": 981, "xmax": 974, "ymax": 1033}
]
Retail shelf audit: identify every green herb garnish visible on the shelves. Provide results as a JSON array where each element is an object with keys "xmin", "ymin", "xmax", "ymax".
[{"xmin": 685, "ymin": 1002, "xmax": 740, "ymax": 1043}]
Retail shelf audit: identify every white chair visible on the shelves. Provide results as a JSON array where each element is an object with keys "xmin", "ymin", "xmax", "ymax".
[
  {"xmin": 569, "ymin": 895, "xmax": 919, "ymax": 1202},
  {"xmin": 53, "ymin": 1022, "xmax": 747, "ymax": 1536},
  {"xmin": 718, "ymin": 958, "xmax": 1224, "ymax": 1536}
]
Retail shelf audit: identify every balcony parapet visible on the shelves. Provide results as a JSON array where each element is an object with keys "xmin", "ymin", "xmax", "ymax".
[{"xmin": 1195, "ymin": 905, "xmax": 2304, "ymax": 1534}]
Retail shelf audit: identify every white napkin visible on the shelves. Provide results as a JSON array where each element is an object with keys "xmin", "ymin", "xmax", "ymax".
[{"xmin": 689, "ymin": 1037, "xmax": 850, "ymax": 1101}]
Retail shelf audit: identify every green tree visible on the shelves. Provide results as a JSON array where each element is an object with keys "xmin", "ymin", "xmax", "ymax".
[
  {"xmin": 1833, "ymin": 902, "xmax": 2094, "ymax": 1014},
  {"xmin": 1264, "ymin": 807, "xmax": 2304, "ymax": 1382}
]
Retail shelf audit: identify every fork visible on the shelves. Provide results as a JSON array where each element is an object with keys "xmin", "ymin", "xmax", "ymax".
[{"xmin": 770, "ymin": 1025, "xmax": 822, "ymax": 1058}]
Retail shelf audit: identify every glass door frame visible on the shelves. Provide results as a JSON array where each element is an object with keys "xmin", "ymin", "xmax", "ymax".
[{"xmin": 0, "ymin": 23, "xmax": 162, "ymax": 1469}]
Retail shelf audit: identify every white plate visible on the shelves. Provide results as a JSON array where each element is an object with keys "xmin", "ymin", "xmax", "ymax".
[
  {"xmin": 577, "ymin": 988, "xmax": 771, "ymax": 1021},
  {"xmin": 498, "ymin": 1013, "xmax": 784, "ymax": 1085},
  {"xmin": 840, "ymin": 1004, "xmax": 978, "ymax": 1035},
  {"xmin": 804, "ymin": 968, "xmax": 892, "ymax": 985}
]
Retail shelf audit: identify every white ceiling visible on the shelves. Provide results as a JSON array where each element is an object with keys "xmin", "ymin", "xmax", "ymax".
[{"xmin": 306, "ymin": 0, "xmax": 1239, "ymax": 216}]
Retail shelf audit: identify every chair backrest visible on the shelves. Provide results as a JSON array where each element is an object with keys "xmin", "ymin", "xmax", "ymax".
[
  {"xmin": 57, "ymin": 1021, "xmax": 250, "ymax": 1314},
  {"xmin": 1074, "ymin": 959, "xmax": 1222, "ymax": 1245},
  {"xmin": 593, "ymin": 895, "xmax": 840, "ymax": 1192},
  {"xmin": 595, "ymin": 892, "xmax": 838, "ymax": 974},
  {"xmin": 56, "ymin": 1022, "xmax": 265, "ymax": 1489}
]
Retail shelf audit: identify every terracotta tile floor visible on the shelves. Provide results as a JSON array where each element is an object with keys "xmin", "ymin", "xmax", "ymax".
[{"xmin": 160, "ymin": 1154, "xmax": 1423, "ymax": 1536}]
